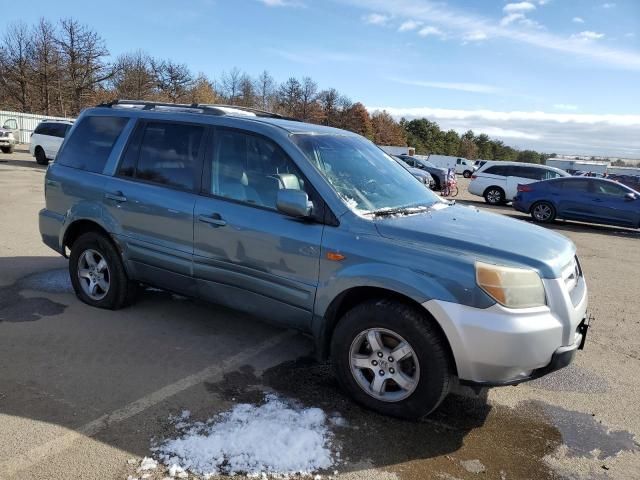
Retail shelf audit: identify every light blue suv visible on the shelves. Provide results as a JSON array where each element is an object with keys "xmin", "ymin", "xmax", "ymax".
[{"xmin": 39, "ymin": 101, "xmax": 589, "ymax": 418}]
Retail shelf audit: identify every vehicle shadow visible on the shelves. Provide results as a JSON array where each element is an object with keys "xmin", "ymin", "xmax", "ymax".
[{"xmin": 1, "ymin": 159, "xmax": 47, "ymax": 171}]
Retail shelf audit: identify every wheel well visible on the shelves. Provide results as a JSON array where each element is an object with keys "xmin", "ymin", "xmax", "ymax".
[
  {"xmin": 322, "ymin": 286, "xmax": 458, "ymax": 375},
  {"xmin": 63, "ymin": 220, "xmax": 112, "ymax": 254}
]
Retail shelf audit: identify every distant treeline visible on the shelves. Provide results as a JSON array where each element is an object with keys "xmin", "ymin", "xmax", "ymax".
[{"xmin": 0, "ymin": 17, "xmax": 549, "ymax": 162}]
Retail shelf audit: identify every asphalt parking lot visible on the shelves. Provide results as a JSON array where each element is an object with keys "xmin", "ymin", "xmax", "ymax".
[{"xmin": 1, "ymin": 149, "xmax": 639, "ymax": 480}]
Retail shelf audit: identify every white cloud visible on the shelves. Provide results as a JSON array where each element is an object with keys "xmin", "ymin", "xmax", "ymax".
[
  {"xmin": 504, "ymin": 2, "xmax": 536, "ymax": 13},
  {"xmin": 538, "ymin": 0, "xmax": 550, "ymax": 4},
  {"xmin": 365, "ymin": 105, "xmax": 640, "ymax": 156},
  {"xmin": 501, "ymin": 13, "xmax": 525, "ymax": 26},
  {"xmin": 418, "ymin": 26, "xmax": 443, "ymax": 37},
  {"xmin": 572, "ymin": 31, "xmax": 605, "ymax": 41},
  {"xmin": 363, "ymin": 13, "xmax": 389, "ymax": 25},
  {"xmin": 256, "ymin": 0, "xmax": 304, "ymax": 6},
  {"xmin": 340, "ymin": 0, "xmax": 640, "ymax": 70},
  {"xmin": 572, "ymin": 17, "xmax": 584, "ymax": 24},
  {"xmin": 625, "ymin": 32, "xmax": 636, "ymax": 38},
  {"xmin": 463, "ymin": 31, "xmax": 488, "ymax": 42},
  {"xmin": 389, "ymin": 77, "xmax": 500, "ymax": 93},
  {"xmin": 398, "ymin": 20, "xmax": 422, "ymax": 32},
  {"xmin": 602, "ymin": 2, "xmax": 616, "ymax": 8},
  {"xmin": 553, "ymin": 104, "xmax": 579, "ymax": 111}
]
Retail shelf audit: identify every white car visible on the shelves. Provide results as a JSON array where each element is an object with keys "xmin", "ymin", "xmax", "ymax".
[
  {"xmin": 427, "ymin": 154, "xmax": 477, "ymax": 178},
  {"xmin": 0, "ymin": 118, "xmax": 20, "ymax": 154},
  {"xmin": 468, "ymin": 161, "xmax": 569, "ymax": 205},
  {"xmin": 29, "ymin": 120, "xmax": 74, "ymax": 165}
]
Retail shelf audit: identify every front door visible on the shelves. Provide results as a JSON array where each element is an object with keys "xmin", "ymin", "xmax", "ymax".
[
  {"xmin": 588, "ymin": 180, "xmax": 639, "ymax": 227},
  {"xmin": 103, "ymin": 120, "xmax": 206, "ymax": 292},
  {"xmin": 193, "ymin": 127, "xmax": 324, "ymax": 330}
]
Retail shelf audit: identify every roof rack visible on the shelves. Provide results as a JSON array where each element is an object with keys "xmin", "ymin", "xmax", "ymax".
[{"xmin": 97, "ymin": 100, "xmax": 299, "ymax": 121}]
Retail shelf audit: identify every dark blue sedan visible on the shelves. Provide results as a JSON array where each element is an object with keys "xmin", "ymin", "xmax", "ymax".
[{"xmin": 513, "ymin": 177, "xmax": 640, "ymax": 228}]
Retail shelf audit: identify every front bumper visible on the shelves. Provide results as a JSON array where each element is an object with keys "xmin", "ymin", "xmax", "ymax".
[{"xmin": 423, "ymin": 274, "xmax": 588, "ymax": 385}]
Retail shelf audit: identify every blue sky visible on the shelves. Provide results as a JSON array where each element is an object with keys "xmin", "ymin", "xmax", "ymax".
[{"xmin": 3, "ymin": 0, "xmax": 640, "ymax": 157}]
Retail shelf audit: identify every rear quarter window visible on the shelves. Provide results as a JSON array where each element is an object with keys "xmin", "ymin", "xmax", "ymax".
[{"xmin": 56, "ymin": 116, "xmax": 128, "ymax": 173}]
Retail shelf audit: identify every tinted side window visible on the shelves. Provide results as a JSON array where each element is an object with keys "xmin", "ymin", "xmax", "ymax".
[
  {"xmin": 34, "ymin": 123, "xmax": 47, "ymax": 135},
  {"xmin": 51, "ymin": 123, "xmax": 67, "ymax": 138},
  {"xmin": 484, "ymin": 165, "xmax": 509, "ymax": 176},
  {"xmin": 210, "ymin": 129, "xmax": 309, "ymax": 209},
  {"xmin": 56, "ymin": 116, "xmax": 128, "ymax": 173},
  {"xmin": 593, "ymin": 180, "xmax": 629, "ymax": 197},
  {"xmin": 557, "ymin": 179, "xmax": 591, "ymax": 191},
  {"xmin": 130, "ymin": 122, "xmax": 204, "ymax": 191}
]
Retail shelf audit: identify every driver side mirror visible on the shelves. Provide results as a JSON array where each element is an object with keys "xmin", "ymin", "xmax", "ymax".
[
  {"xmin": 276, "ymin": 189, "xmax": 313, "ymax": 218},
  {"xmin": 624, "ymin": 192, "xmax": 636, "ymax": 201}
]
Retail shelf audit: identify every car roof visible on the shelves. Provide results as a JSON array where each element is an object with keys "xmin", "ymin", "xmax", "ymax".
[
  {"xmin": 40, "ymin": 119, "xmax": 74, "ymax": 125},
  {"xmin": 479, "ymin": 161, "xmax": 566, "ymax": 174},
  {"xmin": 87, "ymin": 101, "xmax": 354, "ymax": 137}
]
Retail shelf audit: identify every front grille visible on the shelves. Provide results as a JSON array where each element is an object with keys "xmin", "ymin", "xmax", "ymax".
[{"xmin": 561, "ymin": 256, "xmax": 580, "ymax": 293}]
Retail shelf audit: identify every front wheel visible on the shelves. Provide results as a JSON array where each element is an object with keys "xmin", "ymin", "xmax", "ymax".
[
  {"xmin": 531, "ymin": 201, "xmax": 556, "ymax": 223},
  {"xmin": 1, "ymin": 146, "xmax": 14, "ymax": 154},
  {"xmin": 331, "ymin": 300, "xmax": 452, "ymax": 419},
  {"xmin": 69, "ymin": 232, "xmax": 138, "ymax": 309},
  {"xmin": 463, "ymin": 170, "xmax": 472, "ymax": 179}
]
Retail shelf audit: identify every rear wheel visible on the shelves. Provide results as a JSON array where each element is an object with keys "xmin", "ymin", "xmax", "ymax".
[
  {"xmin": 35, "ymin": 147, "xmax": 48, "ymax": 165},
  {"xmin": 1, "ymin": 146, "xmax": 13, "ymax": 154},
  {"xmin": 484, "ymin": 187, "xmax": 505, "ymax": 205},
  {"xmin": 531, "ymin": 201, "xmax": 556, "ymax": 223},
  {"xmin": 69, "ymin": 232, "xmax": 138, "ymax": 309},
  {"xmin": 331, "ymin": 299, "xmax": 452, "ymax": 419}
]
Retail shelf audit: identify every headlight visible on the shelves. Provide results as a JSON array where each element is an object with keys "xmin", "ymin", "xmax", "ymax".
[{"xmin": 475, "ymin": 262, "xmax": 546, "ymax": 308}]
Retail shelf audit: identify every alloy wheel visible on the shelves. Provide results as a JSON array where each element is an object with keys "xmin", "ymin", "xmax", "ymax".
[
  {"xmin": 77, "ymin": 249, "xmax": 111, "ymax": 300},
  {"xmin": 349, "ymin": 328, "xmax": 420, "ymax": 402}
]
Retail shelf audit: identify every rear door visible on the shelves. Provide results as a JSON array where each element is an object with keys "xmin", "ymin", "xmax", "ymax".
[
  {"xmin": 103, "ymin": 119, "xmax": 206, "ymax": 292},
  {"xmin": 193, "ymin": 127, "xmax": 324, "ymax": 330}
]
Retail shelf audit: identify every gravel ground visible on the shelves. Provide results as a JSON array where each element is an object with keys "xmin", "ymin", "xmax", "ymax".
[{"xmin": 1, "ymin": 150, "xmax": 639, "ymax": 480}]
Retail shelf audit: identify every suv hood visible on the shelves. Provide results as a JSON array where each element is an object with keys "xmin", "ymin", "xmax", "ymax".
[{"xmin": 374, "ymin": 203, "xmax": 575, "ymax": 278}]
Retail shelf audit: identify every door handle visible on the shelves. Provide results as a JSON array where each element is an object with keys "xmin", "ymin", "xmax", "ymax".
[
  {"xmin": 104, "ymin": 191, "xmax": 127, "ymax": 203},
  {"xmin": 198, "ymin": 213, "xmax": 227, "ymax": 227}
]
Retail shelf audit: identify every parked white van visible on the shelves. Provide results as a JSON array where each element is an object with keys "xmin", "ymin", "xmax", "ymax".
[
  {"xmin": 29, "ymin": 119, "xmax": 74, "ymax": 165},
  {"xmin": 469, "ymin": 161, "xmax": 569, "ymax": 205},
  {"xmin": 427, "ymin": 154, "xmax": 476, "ymax": 178}
]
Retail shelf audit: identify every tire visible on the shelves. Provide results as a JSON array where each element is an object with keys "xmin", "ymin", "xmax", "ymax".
[
  {"xmin": 1, "ymin": 146, "xmax": 14, "ymax": 154},
  {"xmin": 432, "ymin": 178, "xmax": 441, "ymax": 191},
  {"xmin": 35, "ymin": 147, "xmax": 48, "ymax": 165},
  {"xmin": 484, "ymin": 186, "xmax": 505, "ymax": 205},
  {"xmin": 530, "ymin": 201, "xmax": 556, "ymax": 223},
  {"xmin": 331, "ymin": 299, "xmax": 452, "ymax": 419},
  {"xmin": 68, "ymin": 232, "xmax": 138, "ymax": 309},
  {"xmin": 463, "ymin": 170, "xmax": 472, "ymax": 179}
]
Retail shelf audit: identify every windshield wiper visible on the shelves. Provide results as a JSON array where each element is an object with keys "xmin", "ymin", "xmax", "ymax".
[{"xmin": 369, "ymin": 204, "xmax": 432, "ymax": 217}]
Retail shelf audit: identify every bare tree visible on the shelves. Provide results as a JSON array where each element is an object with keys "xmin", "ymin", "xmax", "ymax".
[
  {"xmin": 152, "ymin": 59, "xmax": 193, "ymax": 102},
  {"xmin": 57, "ymin": 18, "xmax": 113, "ymax": 114},
  {"xmin": 238, "ymin": 73, "xmax": 256, "ymax": 107},
  {"xmin": 220, "ymin": 67, "xmax": 242, "ymax": 104},
  {"xmin": 317, "ymin": 88, "xmax": 340, "ymax": 126},
  {"xmin": 31, "ymin": 18, "xmax": 60, "ymax": 115},
  {"xmin": 255, "ymin": 70, "xmax": 275, "ymax": 111},
  {"xmin": 0, "ymin": 22, "xmax": 34, "ymax": 112},
  {"xmin": 299, "ymin": 76, "xmax": 318, "ymax": 121},
  {"xmin": 277, "ymin": 77, "xmax": 302, "ymax": 117},
  {"xmin": 112, "ymin": 50, "xmax": 156, "ymax": 100}
]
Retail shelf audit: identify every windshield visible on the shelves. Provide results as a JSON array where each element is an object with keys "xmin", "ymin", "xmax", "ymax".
[{"xmin": 293, "ymin": 134, "xmax": 441, "ymax": 214}]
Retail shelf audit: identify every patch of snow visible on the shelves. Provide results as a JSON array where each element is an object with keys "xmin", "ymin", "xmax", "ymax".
[
  {"xmin": 169, "ymin": 464, "xmax": 189, "ymax": 478},
  {"xmin": 138, "ymin": 457, "xmax": 158, "ymax": 472},
  {"xmin": 155, "ymin": 394, "xmax": 338, "ymax": 477}
]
